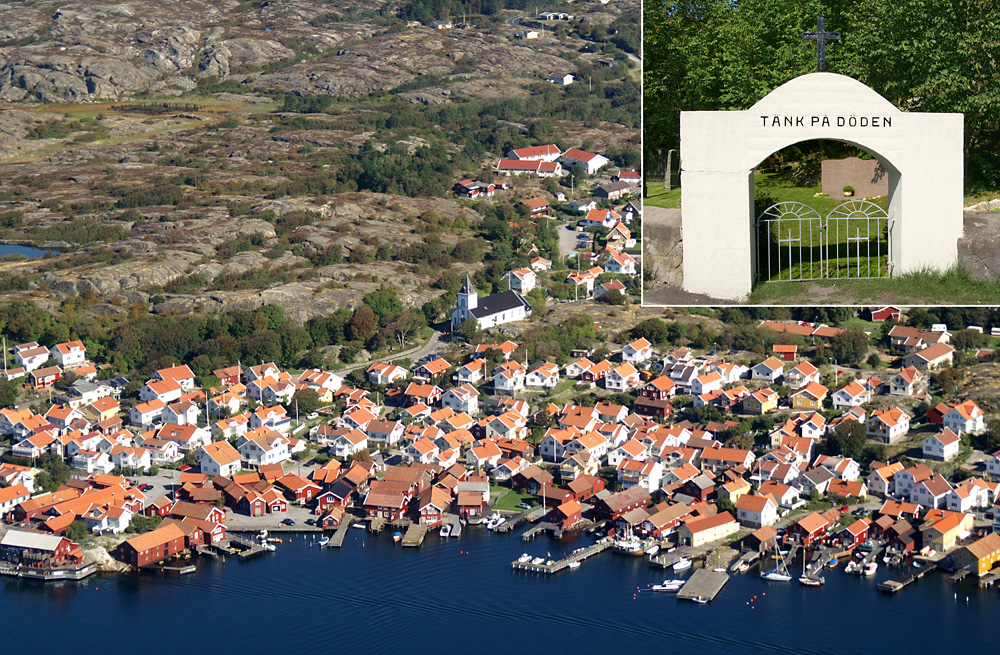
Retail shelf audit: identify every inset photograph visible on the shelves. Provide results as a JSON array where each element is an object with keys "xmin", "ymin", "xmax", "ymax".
[{"xmin": 642, "ymin": 5, "xmax": 1000, "ymax": 306}]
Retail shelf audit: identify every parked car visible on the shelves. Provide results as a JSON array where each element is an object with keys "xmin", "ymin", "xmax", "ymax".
[
  {"xmin": 517, "ymin": 502, "xmax": 531, "ymax": 510},
  {"xmin": 281, "ymin": 518, "xmax": 295, "ymax": 526}
]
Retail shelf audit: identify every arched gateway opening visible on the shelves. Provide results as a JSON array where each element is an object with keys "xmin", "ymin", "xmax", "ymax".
[{"xmin": 679, "ymin": 73, "xmax": 963, "ymax": 301}]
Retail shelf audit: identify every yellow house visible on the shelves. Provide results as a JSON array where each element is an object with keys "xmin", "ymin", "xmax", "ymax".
[
  {"xmin": 920, "ymin": 510, "xmax": 974, "ymax": 553},
  {"xmin": 951, "ymin": 532, "xmax": 1000, "ymax": 577},
  {"xmin": 718, "ymin": 478, "xmax": 751, "ymax": 504},
  {"xmin": 743, "ymin": 388, "xmax": 779, "ymax": 415},
  {"xmin": 790, "ymin": 381, "xmax": 829, "ymax": 411},
  {"xmin": 83, "ymin": 397, "xmax": 120, "ymax": 422}
]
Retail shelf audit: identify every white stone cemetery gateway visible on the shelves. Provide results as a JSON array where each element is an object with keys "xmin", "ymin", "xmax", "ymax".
[{"xmin": 680, "ymin": 72, "xmax": 963, "ymax": 300}]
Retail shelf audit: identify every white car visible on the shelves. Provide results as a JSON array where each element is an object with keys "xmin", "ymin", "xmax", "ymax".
[{"xmin": 307, "ymin": 412, "xmax": 319, "ymax": 419}]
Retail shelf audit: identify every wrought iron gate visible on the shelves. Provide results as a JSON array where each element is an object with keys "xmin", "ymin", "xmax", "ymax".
[{"xmin": 754, "ymin": 200, "xmax": 893, "ymax": 283}]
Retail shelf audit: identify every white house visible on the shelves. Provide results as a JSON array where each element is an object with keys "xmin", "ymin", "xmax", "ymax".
[
  {"xmin": 751, "ymin": 357, "xmax": 784, "ymax": 382},
  {"xmin": 138, "ymin": 379, "xmax": 183, "ymax": 405},
  {"xmin": 198, "ymin": 440, "xmax": 243, "ymax": 478},
  {"xmin": 911, "ymin": 475, "xmax": 953, "ymax": 509},
  {"xmin": 943, "ymin": 400, "xmax": 986, "ymax": 436},
  {"xmin": 367, "ymin": 362, "xmax": 408, "ymax": 386},
  {"xmin": 493, "ymin": 361, "xmax": 527, "ymax": 394},
  {"xmin": 53, "ymin": 340, "xmax": 87, "ymax": 368},
  {"xmin": 547, "ymin": 73, "xmax": 574, "ymax": 85},
  {"xmin": 621, "ymin": 338, "xmax": 653, "ymax": 365},
  {"xmin": 867, "ymin": 407, "xmax": 910, "ymax": 444},
  {"xmin": 237, "ymin": 431, "xmax": 290, "ymax": 466},
  {"xmin": 15, "ymin": 345, "xmax": 50, "ymax": 372},
  {"xmin": 130, "ymin": 399, "xmax": 165, "ymax": 426},
  {"xmin": 691, "ymin": 371, "xmax": 724, "ymax": 396},
  {"xmin": 831, "ymin": 380, "xmax": 871, "ymax": 409},
  {"xmin": 442, "ymin": 384, "xmax": 480, "ymax": 416},
  {"xmin": 603, "ymin": 248, "xmax": 637, "ymax": 275},
  {"xmin": 525, "ymin": 363, "xmax": 560, "ymax": 390},
  {"xmin": 922, "ymin": 428, "xmax": 961, "ymax": 461},
  {"xmin": 605, "ymin": 362, "xmax": 640, "ymax": 392},
  {"xmin": 561, "ymin": 147, "xmax": 610, "ymax": 174},
  {"xmin": 505, "ymin": 267, "xmax": 537, "ymax": 295},
  {"xmin": 735, "ymin": 494, "xmax": 779, "ymax": 528}
]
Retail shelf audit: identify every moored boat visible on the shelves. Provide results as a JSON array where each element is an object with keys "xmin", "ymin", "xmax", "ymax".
[
  {"xmin": 393, "ymin": 531, "xmax": 402, "ymax": 543},
  {"xmin": 318, "ymin": 537, "xmax": 329, "ymax": 547},
  {"xmin": 646, "ymin": 544, "xmax": 660, "ymax": 556},
  {"xmin": 799, "ymin": 575, "xmax": 824, "ymax": 586},
  {"xmin": 844, "ymin": 559, "xmax": 858, "ymax": 574},
  {"xmin": 440, "ymin": 523, "xmax": 452, "ymax": 538},
  {"xmin": 827, "ymin": 557, "xmax": 839, "ymax": 569},
  {"xmin": 761, "ymin": 569, "xmax": 792, "ymax": 582},
  {"xmin": 568, "ymin": 560, "xmax": 581, "ymax": 569},
  {"xmin": 673, "ymin": 557, "xmax": 692, "ymax": 572},
  {"xmin": 862, "ymin": 561, "xmax": 878, "ymax": 576},
  {"xmin": 613, "ymin": 538, "xmax": 645, "ymax": 556},
  {"xmin": 518, "ymin": 553, "xmax": 531, "ymax": 563},
  {"xmin": 352, "ymin": 523, "xmax": 366, "ymax": 529},
  {"xmin": 652, "ymin": 580, "xmax": 684, "ymax": 592}
]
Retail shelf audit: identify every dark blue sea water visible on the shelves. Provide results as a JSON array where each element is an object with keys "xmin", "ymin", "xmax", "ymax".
[
  {"xmin": 2, "ymin": 527, "xmax": 996, "ymax": 653},
  {"xmin": 0, "ymin": 244, "xmax": 50, "ymax": 259}
]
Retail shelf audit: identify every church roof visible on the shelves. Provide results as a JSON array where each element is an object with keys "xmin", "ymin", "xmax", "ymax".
[
  {"xmin": 461, "ymin": 275, "xmax": 476, "ymax": 295},
  {"xmin": 471, "ymin": 290, "xmax": 531, "ymax": 319}
]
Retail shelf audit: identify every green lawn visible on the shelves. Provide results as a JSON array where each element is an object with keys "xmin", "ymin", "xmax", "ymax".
[
  {"xmin": 643, "ymin": 183, "xmax": 681, "ymax": 209},
  {"xmin": 748, "ymin": 265, "xmax": 1000, "ymax": 305},
  {"xmin": 493, "ymin": 489, "xmax": 538, "ymax": 512}
]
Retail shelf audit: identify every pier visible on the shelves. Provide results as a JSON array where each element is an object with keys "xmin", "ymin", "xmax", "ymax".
[
  {"xmin": 494, "ymin": 507, "xmax": 543, "ymax": 534},
  {"xmin": 510, "ymin": 539, "xmax": 611, "ymax": 574},
  {"xmin": 441, "ymin": 514, "xmax": 462, "ymax": 538},
  {"xmin": 402, "ymin": 523, "xmax": 429, "ymax": 547},
  {"xmin": 729, "ymin": 551, "xmax": 758, "ymax": 573},
  {"xmin": 878, "ymin": 563, "xmax": 934, "ymax": 593},
  {"xmin": 650, "ymin": 547, "xmax": 701, "ymax": 570},
  {"xmin": 521, "ymin": 522, "xmax": 562, "ymax": 541},
  {"xmin": 227, "ymin": 533, "xmax": 268, "ymax": 560},
  {"xmin": 327, "ymin": 520, "xmax": 353, "ymax": 548},
  {"xmin": 676, "ymin": 569, "xmax": 729, "ymax": 603},
  {"xmin": 0, "ymin": 562, "xmax": 97, "ymax": 581}
]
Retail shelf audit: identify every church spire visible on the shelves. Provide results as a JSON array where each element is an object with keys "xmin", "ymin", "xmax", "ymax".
[{"xmin": 461, "ymin": 274, "xmax": 476, "ymax": 295}]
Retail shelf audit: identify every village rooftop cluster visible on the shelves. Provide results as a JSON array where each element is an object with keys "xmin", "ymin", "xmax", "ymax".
[{"xmin": 3, "ymin": 309, "xmax": 1000, "ymax": 586}]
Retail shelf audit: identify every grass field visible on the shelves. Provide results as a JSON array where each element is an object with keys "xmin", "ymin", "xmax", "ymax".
[
  {"xmin": 643, "ymin": 183, "xmax": 681, "ymax": 209},
  {"xmin": 748, "ymin": 265, "xmax": 1000, "ymax": 305},
  {"xmin": 493, "ymin": 489, "xmax": 537, "ymax": 512}
]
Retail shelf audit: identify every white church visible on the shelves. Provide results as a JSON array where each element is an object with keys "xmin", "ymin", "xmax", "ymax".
[{"xmin": 450, "ymin": 275, "xmax": 532, "ymax": 331}]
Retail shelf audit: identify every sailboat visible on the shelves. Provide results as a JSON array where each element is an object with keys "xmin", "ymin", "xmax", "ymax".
[
  {"xmin": 612, "ymin": 523, "xmax": 645, "ymax": 556},
  {"xmin": 761, "ymin": 536, "xmax": 792, "ymax": 581},
  {"xmin": 798, "ymin": 548, "xmax": 824, "ymax": 586}
]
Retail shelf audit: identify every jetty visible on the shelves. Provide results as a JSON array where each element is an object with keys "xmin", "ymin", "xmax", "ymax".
[
  {"xmin": 441, "ymin": 514, "xmax": 462, "ymax": 538},
  {"xmin": 402, "ymin": 523, "xmax": 429, "ymax": 547},
  {"xmin": 495, "ymin": 507, "xmax": 542, "ymax": 534},
  {"xmin": 979, "ymin": 571, "xmax": 1000, "ymax": 588},
  {"xmin": 676, "ymin": 569, "xmax": 729, "ymax": 603},
  {"xmin": 146, "ymin": 561, "xmax": 197, "ymax": 576},
  {"xmin": 729, "ymin": 551, "xmax": 759, "ymax": 573},
  {"xmin": 327, "ymin": 520, "xmax": 353, "ymax": 548},
  {"xmin": 804, "ymin": 547, "xmax": 838, "ymax": 578},
  {"xmin": 521, "ymin": 522, "xmax": 562, "ymax": 541},
  {"xmin": 511, "ymin": 539, "xmax": 611, "ymax": 574},
  {"xmin": 0, "ymin": 562, "xmax": 97, "ymax": 581},
  {"xmin": 228, "ymin": 533, "xmax": 267, "ymax": 560},
  {"xmin": 650, "ymin": 547, "xmax": 700, "ymax": 569},
  {"xmin": 878, "ymin": 563, "xmax": 934, "ymax": 593}
]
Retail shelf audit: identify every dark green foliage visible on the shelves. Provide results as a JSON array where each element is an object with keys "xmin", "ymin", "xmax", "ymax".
[{"xmin": 281, "ymin": 94, "xmax": 334, "ymax": 113}]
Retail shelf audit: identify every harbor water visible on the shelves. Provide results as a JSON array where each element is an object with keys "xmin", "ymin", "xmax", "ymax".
[{"xmin": 2, "ymin": 527, "xmax": 996, "ymax": 653}]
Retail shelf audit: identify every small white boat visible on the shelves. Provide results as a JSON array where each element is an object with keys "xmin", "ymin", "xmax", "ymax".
[
  {"xmin": 318, "ymin": 537, "xmax": 329, "ymax": 547},
  {"xmin": 798, "ymin": 575, "xmax": 823, "ymax": 587},
  {"xmin": 440, "ymin": 524, "xmax": 452, "ymax": 538},
  {"xmin": 263, "ymin": 543, "xmax": 276, "ymax": 552},
  {"xmin": 259, "ymin": 529, "xmax": 268, "ymax": 539},
  {"xmin": 568, "ymin": 561, "xmax": 581, "ymax": 569},
  {"xmin": 691, "ymin": 597, "xmax": 709, "ymax": 604},
  {"xmin": 532, "ymin": 557, "xmax": 545, "ymax": 565},
  {"xmin": 761, "ymin": 569, "xmax": 792, "ymax": 582},
  {"xmin": 844, "ymin": 560, "xmax": 858, "ymax": 574},
  {"xmin": 646, "ymin": 544, "xmax": 660, "ymax": 556},
  {"xmin": 713, "ymin": 567, "xmax": 726, "ymax": 573},
  {"xmin": 518, "ymin": 553, "xmax": 532, "ymax": 563},
  {"xmin": 652, "ymin": 582, "xmax": 683, "ymax": 592},
  {"xmin": 673, "ymin": 558, "xmax": 692, "ymax": 572},
  {"xmin": 352, "ymin": 523, "xmax": 366, "ymax": 529},
  {"xmin": 862, "ymin": 561, "xmax": 878, "ymax": 576}
]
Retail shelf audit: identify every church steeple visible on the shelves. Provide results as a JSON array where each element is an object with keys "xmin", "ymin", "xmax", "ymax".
[{"xmin": 457, "ymin": 274, "xmax": 478, "ymax": 313}]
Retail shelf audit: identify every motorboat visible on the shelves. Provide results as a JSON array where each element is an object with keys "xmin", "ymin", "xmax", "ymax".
[
  {"xmin": 862, "ymin": 561, "xmax": 878, "ymax": 576},
  {"xmin": 262, "ymin": 543, "xmax": 276, "ymax": 552},
  {"xmin": 393, "ymin": 532, "xmax": 402, "ymax": 543},
  {"xmin": 672, "ymin": 558, "xmax": 692, "ymax": 572},
  {"xmin": 730, "ymin": 559, "xmax": 749, "ymax": 574},
  {"xmin": 844, "ymin": 559, "xmax": 858, "ymax": 574},
  {"xmin": 518, "ymin": 553, "xmax": 532, "ymax": 563},
  {"xmin": 532, "ymin": 557, "xmax": 545, "ymax": 565},
  {"xmin": 827, "ymin": 557, "xmax": 839, "ymax": 569},
  {"xmin": 646, "ymin": 544, "xmax": 660, "ymax": 556},
  {"xmin": 440, "ymin": 523, "xmax": 452, "ymax": 538},
  {"xmin": 568, "ymin": 561, "xmax": 581, "ymax": 569},
  {"xmin": 352, "ymin": 523, "xmax": 366, "ymax": 529},
  {"xmin": 652, "ymin": 578, "xmax": 685, "ymax": 592},
  {"xmin": 799, "ymin": 575, "xmax": 824, "ymax": 587},
  {"xmin": 318, "ymin": 537, "xmax": 329, "ymax": 547}
]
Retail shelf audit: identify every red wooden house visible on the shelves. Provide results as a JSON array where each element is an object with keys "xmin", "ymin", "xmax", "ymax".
[
  {"xmin": 566, "ymin": 474, "xmax": 605, "ymax": 502},
  {"xmin": 786, "ymin": 512, "xmax": 829, "ymax": 547},
  {"xmin": 276, "ymin": 474, "xmax": 322, "ymax": 503},
  {"xmin": 363, "ymin": 489, "xmax": 409, "ymax": 521},
  {"xmin": 551, "ymin": 500, "xmax": 583, "ymax": 530},
  {"xmin": 581, "ymin": 360, "xmax": 612, "ymax": 384},
  {"xmin": 144, "ymin": 496, "xmax": 173, "ymax": 518},
  {"xmin": 833, "ymin": 517, "xmax": 871, "ymax": 549},
  {"xmin": 456, "ymin": 490, "xmax": 486, "ymax": 519},
  {"xmin": 117, "ymin": 523, "xmax": 187, "ymax": 568}
]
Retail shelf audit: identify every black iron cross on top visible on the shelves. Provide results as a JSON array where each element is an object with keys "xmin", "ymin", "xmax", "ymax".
[{"xmin": 802, "ymin": 16, "xmax": 840, "ymax": 72}]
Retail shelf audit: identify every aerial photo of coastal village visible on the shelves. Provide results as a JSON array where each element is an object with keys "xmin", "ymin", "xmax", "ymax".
[{"xmin": 4, "ymin": 0, "xmax": 1000, "ymax": 650}]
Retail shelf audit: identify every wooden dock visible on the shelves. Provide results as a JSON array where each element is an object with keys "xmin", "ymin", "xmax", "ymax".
[
  {"xmin": 511, "ymin": 539, "xmax": 611, "ymax": 574},
  {"xmin": 494, "ymin": 507, "xmax": 540, "ymax": 534},
  {"xmin": 650, "ymin": 547, "xmax": 700, "ymax": 570},
  {"xmin": 0, "ymin": 562, "xmax": 97, "ymax": 581},
  {"xmin": 979, "ymin": 571, "xmax": 1000, "ymax": 588},
  {"xmin": 228, "ymin": 534, "xmax": 267, "ymax": 560},
  {"xmin": 521, "ymin": 522, "xmax": 561, "ymax": 542},
  {"xmin": 442, "ymin": 514, "xmax": 462, "ymax": 538},
  {"xmin": 878, "ymin": 564, "xmax": 933, "ymax": 593},
  {"xmin": 402, "ymin": 523, "xmax": 428, "ymax": 547},
  {"xmin": 327, "ymin": 521, "xmax": 353, "ymax": 548},
  {"xmin": 368, "ymin": 518, "xmax": 387, "ymax": 533},
  {"xmin": 676, "ymin": 569, "xmax": 729, "ymax": 603},
  {"xmin": 729, "ymin": 551, "xmax": 758, "ymax": 573}
]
